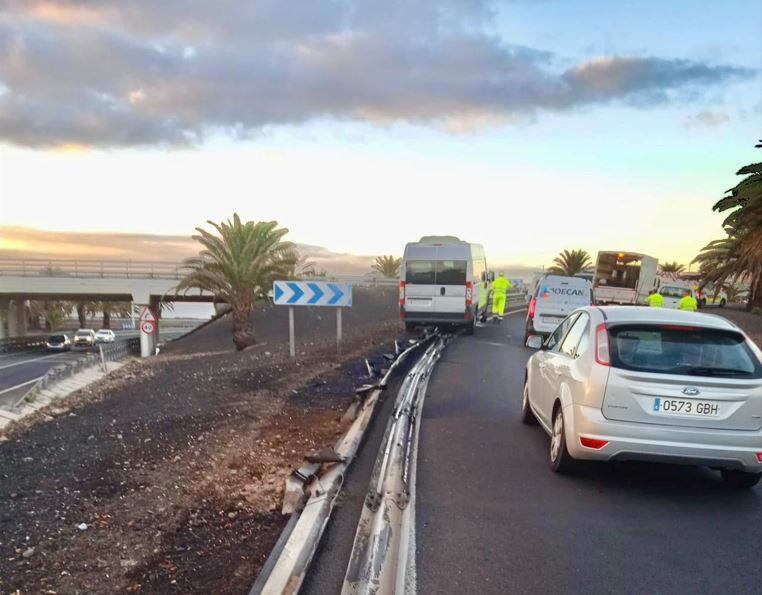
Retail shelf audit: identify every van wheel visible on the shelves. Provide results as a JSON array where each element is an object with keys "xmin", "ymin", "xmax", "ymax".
[
  {"xmin": 404, "ymin": 322, "xmax": 417, "ymax": 333},
  {"xmin": 521, "ymin": 381, "xmax": 537, "ymax": 425},
  {"xmin": 550, "ymin": 405, "xmax": 576, "ymax": 474},
  {"xmin": 720, "ymin": 469, "xmax": 761, "ymax": 489}
]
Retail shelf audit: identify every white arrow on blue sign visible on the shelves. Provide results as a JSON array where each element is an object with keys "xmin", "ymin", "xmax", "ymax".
[{"xmin": 273, "ymin": 281, "xmax": 352, "ymax": 307}]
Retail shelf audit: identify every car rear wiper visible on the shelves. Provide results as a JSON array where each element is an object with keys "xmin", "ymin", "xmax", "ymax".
[{"xmin": 676, "ymin": 366, "xmax": 752, "ymax": 377}]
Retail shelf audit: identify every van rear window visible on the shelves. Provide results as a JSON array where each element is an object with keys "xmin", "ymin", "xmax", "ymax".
[
  {"xmin": 608, "ymin": 325, "xmax": 761, "ymax": 378},
  {"xmin": 406, "ymin": 260, "xmax": 467, "ymax": 285}
]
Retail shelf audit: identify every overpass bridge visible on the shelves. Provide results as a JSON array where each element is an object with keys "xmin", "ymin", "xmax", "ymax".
[{"xmin": 0, "ymin": 259, "xmax": 212, "ymax": 338}]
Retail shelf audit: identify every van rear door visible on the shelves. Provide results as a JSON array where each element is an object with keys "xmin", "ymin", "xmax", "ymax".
[
  {"xmin": 536, "ymin": 278, "xmax": 591, "ymax": 326},
  {"xmin": 404, "ymin": 246, "xmax": 468, "ymax": 316}
]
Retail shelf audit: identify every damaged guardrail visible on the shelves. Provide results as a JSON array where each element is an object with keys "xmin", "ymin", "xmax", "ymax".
[
  {"xmin": 250, "ymin": 333, "xmax": 438, "ymax": 595},
  {"xmin": 341, "ymin": 336, "xmax": 447, "ymax": 595}
]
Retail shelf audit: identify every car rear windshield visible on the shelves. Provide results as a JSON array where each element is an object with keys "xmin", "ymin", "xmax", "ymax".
[
  {"xmin": 49, "ymin": 335, "xmax": 66, "ymax": 342},
  {"xmin": 608, "ymin": 325, "xmax": 762, "ymax": 378},
  {"xmin": 76, "ymin": 330, "xmax": 91, "ymax": 337},
  {"xmin": 405, "ymin": 260, "xmax": 467, "ymax": 285}
]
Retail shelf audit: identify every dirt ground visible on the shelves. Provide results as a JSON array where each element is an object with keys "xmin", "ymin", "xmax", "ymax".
[{"xmin": 0, "ymin": 289, "xmax": 403, "ymax": 594}]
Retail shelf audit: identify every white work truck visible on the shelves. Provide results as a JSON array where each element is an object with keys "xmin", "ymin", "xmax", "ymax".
[{"xmin": 593, "ymin": 251, "xmax": 658, "ymax": 305}]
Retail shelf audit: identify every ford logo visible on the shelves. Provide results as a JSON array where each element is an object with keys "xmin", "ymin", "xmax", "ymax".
[{"xmin": 682, "ymin": 387, "xmax": 701, "ymax": 396}]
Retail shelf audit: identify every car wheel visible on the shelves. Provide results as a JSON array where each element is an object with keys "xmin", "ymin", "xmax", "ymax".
[
  {"xmin": 720, "ymin": 469, "xmax": 761, "ymax": 489},
  {"xmin": 719, "ymin": 298, "xmax": 726, "ymax": 308},
  {"xmin": 549, "ymin": 405, "xmax": 575, "ymax": 474},
  {"xmin": 520, "ymin": 381, "xmax": 537, "ymax": 425}
]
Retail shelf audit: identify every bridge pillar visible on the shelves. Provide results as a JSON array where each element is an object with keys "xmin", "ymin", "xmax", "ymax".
[
  {"xmin": 0, "ymin": 298, "xmax": 9, "ymax": 339},
  {"xmin": 7, "ymin": 299, "xmax": 27, "ymax": 337}
]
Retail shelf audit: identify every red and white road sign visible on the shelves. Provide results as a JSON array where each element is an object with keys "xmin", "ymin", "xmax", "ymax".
[
  {"xmin": 140, "ymin": 321, "xmax": 155, "ymax": 334},
  {"xmin": 139, "ymin": 306, "xmax": 158, "ymax": 323}
]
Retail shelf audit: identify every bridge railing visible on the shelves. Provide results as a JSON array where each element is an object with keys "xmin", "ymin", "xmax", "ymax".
[{"xmin": 0, "ymin": 259, "xmax": 189, "ymax": 280}]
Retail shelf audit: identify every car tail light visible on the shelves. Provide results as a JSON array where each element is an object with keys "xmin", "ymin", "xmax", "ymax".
[
  {"xmin": 756, "ymin": 453, "xmax": 762, "ymax": 463},
  {"xmin": 580, "ymin": 437, "xmax": 608, "ymax": 449},
  {"xmin": 465, "ymin": 281, "xmax": 473, "ymax": 307},
  {"xmin": 528, "ymin": 297, "xmax": 537, "ymax": 319},
  {"xmin": 595, "ymin": 323, "xmax": 610, "ymax": 366}
]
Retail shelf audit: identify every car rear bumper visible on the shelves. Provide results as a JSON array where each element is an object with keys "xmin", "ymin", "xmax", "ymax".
[{"xmin": 565, "ymin": 403, "xmax": 762, "ymax": 472}]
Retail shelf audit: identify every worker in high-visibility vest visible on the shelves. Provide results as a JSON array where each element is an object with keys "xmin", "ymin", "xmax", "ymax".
[
  {"xmin": 479, "ymin": 279, "xmax": 490, "ymax": 323},
  {"xmin": 678, "ymin": 289, "xmax": 698, "ymax": 312},
  {"xmin": 491, "ymin": 273, "xmax": 513, "ymax": 322},
  {"xmin": 646, "ymin": 289, "xmax": 664, "ymax": 308}
]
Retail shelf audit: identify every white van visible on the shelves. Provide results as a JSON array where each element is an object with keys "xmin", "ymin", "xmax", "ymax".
[
  {"xmin": 400, "ymin": 236, "xmax": 488, "ymax": 335},
  {"xmin": 524, "ymin": 275, "xmax": 593, "ymax": 341}
]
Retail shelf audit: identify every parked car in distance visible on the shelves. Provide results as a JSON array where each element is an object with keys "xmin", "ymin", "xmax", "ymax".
[
  {"xmin": 73, "ymin": 329, "xmax": 96, "ymax": 347},
  {"xmin": 658, "ymin": 284, "xmax": 698, "ymax": 309},
  {"xmin": 46, "ymin": 334, "xmax": 71, "ymax": 352},
  {"xmin": 523, "ymin": 306, "xmax": 762, "ymax": 488},
  {"xmin": 525, "ymin": 275, "xmax": 593, "ymax": 341},
  {"xmin": 95, "ymin": 329, "xmax": 116, "ymax": 343},
  {"xmin": 698, "ymin": 288, "xmax": 728, "ymax": 308}
]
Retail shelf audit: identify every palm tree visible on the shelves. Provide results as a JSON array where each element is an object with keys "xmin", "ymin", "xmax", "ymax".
[
  {"xmin": 30, "ymin": 301, "xmax": 72, "ymax": 331},
  {"xmin": 694, "ymin": 155, "xmax": 762, "ymax": 310},
  {"xmin": 100, "ymin": 302, "xmax": 133, "ymax": 329},
  {"xmin": 372, "ymin": 255, "xmax": 403, "ymax": 278},
  {"xmin": 175, "ymin": 215, "xmax": 297, "ymax": 350},
  {"xmin": 694, "ymin": 224, "xmax": 761, "ymax": 310},
  {"xmin": 547, "ymin": 249, "xmax": 593, "ymax": 277},
  {"xmin": 659, "ymin": 261, "xmax": 686, "ymax": 274}
]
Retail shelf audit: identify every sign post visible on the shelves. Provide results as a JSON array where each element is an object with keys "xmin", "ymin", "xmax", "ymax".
[
  {"xmin": 138, "ymin": 306, "xmax": 158, "ymax": 358},
  {"xmin": 273, "ymin": 281, "xmax": 352, "ymax": 358},
  {"xmin": 336, "ymin": 307, "xmax": 342, "ymax": 354},
  {"xmin": 289, "ymin": 307, "xmax": 295, "ymax": 358}
]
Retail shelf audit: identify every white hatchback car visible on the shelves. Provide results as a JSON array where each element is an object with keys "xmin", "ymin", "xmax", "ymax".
[
  {"xmin": 523, "ymin": 306, "xmax": 762, "ymax": 488},
  {"xmin": 95, "ymin": 329, "xmax": 116, "ymax": 343}
]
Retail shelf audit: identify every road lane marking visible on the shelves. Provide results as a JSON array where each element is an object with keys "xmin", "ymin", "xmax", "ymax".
[
  {"xmin": 0, "ymin": 376, "xmax": 44, "ymax": 395},
  {"xmin": 0, "ymin": 352, "xmax": 76, "ymax": 371}
]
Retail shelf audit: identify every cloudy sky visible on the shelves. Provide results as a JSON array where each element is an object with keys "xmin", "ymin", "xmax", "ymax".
[{"xmin": 0, "ymin": 0, "xmax": 760, "ymax": 271}]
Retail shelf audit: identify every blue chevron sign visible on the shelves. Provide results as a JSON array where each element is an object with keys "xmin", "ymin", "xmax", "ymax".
[{"xmin": 273, "ymin": 281, "xmax": 352, "ymax": 307}]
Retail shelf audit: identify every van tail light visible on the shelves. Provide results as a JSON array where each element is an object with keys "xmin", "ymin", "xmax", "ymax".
[
  {"xmin": 595, "ymin": 323, "xmax": 610, "ymax": 366},
  {"xmin": 528, "ymin": 297, "xmax": 537, "ymax": 319},
  {"xmin": 580, "ymin": 437, "xmax": 609, "ymax": 450},
  {"xmin": 465, "ymin": 281, "xmax": 473, "ymax": 307},
  {"xmin": 399, "ymin": 281, "xmax": 405, "ymax": 306}
]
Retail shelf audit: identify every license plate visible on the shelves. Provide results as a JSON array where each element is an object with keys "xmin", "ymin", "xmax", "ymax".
[
  {"xmin": 542, "ymin": 316, "xmax": 563, "ymax": 323},
  {"xmin": 652, "ymin": 398, "xmax": 720, "ymax": 417}
]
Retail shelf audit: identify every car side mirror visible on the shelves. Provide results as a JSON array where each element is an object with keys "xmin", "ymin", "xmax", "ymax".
[
  {"xmin": 525, "ymin": 335, "xmax": 544, "ymax": 350},
  {"xmin": 480, "ymin": 271, "xmax": 486, "ymax": 282}
]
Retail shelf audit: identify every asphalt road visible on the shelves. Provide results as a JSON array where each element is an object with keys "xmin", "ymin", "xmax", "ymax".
[
  {"xmin": 415, "ymin": 311, "xmax": 762, "ymax": 594},
  {"xmin": 0, "ymin": 330, "xmax": 187, "ymax": 410}
]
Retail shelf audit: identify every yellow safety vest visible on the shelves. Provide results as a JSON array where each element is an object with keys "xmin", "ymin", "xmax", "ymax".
[
  {"xmin": 678, "ymin": 295, "xmax": 697, "ymax": 311},
  {"xmin": 647, "ymin": 293, "xmax": 664, "ymax": 307},
  {"xmin": 492, "ymin": 277, "xmax": 512, "ymax": 295}
]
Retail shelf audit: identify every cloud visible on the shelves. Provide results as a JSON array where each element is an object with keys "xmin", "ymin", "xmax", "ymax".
[
  {"xmin": 0, "ymin": 1, "xmax": 753, "ymax": 147},
  {"xmin": 684, "ymin": 109, "xmax": 731, "ymax": 128}
]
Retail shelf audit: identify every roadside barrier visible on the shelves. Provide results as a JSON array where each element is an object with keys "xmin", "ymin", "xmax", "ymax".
[
  {"xmin": 0, "ymin": 335, "xmax": 48, "ymax": 353},
  {"xmin": 250, "ymin": 332, "xmax": 439, "ymax": 595}
]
